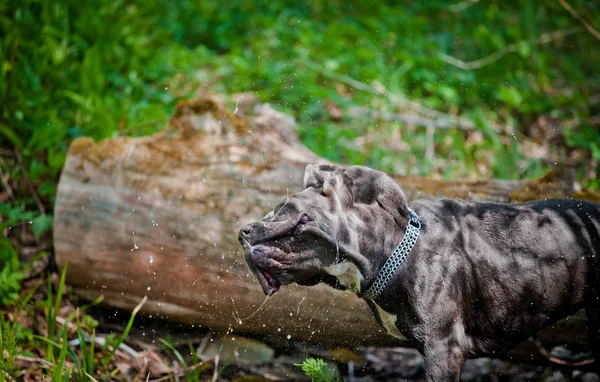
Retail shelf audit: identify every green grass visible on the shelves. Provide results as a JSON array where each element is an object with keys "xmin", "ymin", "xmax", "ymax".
[
  {"xmin": 0, "ymin": 314, "xmax": 19, "ymax": 381},
  {"xmin": 0, "ymin": 264, "xmax": 215, "ymax": 380},
  {"xmin": 295, "ymin": 357, "xmax": 340, "ymax": 382}
]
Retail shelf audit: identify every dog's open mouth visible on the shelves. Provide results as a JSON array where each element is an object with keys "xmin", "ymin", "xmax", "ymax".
[{"xmin": 254, "ymin": 266, "xmax": 281, "ymax": 295}]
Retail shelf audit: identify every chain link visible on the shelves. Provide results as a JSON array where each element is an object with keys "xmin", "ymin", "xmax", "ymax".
[{"xmin": 363, "ymin": 208, "xmax": 420, "ymax": 300}]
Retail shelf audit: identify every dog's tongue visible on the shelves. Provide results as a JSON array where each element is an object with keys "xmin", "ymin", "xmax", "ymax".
[{"xmin": 256, "ymin": 268, "xmax": 281, "ymax": 295}]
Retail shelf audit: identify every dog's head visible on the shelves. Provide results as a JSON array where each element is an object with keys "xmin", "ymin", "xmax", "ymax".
[{"xmin": 238, "ymin": 164, "xmax": 410, "ymax": 295}]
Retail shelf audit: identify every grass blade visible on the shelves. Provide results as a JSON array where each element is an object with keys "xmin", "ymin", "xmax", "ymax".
[
  {"xmin": 46, "ymin": 263, "xmax": 68, "ymax": 362},
  {"xmin": 17, "ymin": 275, "xmax": 43, "ymax": 312},
  {"xmin": 46, "ymin": 275, "xmax": 54, "ymax": 362},
  {"xmin": 100, "ymin": 295, "xmax": 147, "ymax": 372},
  {"xmin": 51, "ymin": 330, "xmax": 69, "ymax": 382},
  {"xmin": 54, "ymin": 263, "xmax": 68, "ymax": 324},
  {"xmin": 160, "ymin": 338, "xmax": 188, "ymax": 368}
]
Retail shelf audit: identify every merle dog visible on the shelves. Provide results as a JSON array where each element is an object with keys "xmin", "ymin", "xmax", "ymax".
[{"xmin": 238, "ymin": 164, "xmax": 600, "ymax": 381}]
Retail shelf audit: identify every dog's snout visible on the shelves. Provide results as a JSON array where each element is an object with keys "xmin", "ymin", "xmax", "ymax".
[
  {"xmin": 239, "ymin": 223, "xmax": 257, "ymax": 244},
  {"xmin": 241, "ymin": 224, "xmax": 253, "ymax": 236}
]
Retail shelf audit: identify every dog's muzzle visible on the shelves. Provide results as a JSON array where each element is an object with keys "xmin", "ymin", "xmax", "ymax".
[{"xmin": 239, "ymin": 223, "xmax": 283, "ymax": 295}]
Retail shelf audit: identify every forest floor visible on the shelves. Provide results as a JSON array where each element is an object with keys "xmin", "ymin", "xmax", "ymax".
[{"xmin": 2, "ymin": 223, "xmax": 598, "ymax": 381}]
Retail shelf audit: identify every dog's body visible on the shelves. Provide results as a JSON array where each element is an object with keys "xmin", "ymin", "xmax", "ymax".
[{"xmin": 239, "ymin": 165, "xmax": 600, "ymax": 381}]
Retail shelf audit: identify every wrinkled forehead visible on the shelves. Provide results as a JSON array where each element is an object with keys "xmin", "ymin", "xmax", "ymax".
[{"xmin": 262, "ymin": 188, "xmax": 328, "ymax": 221}]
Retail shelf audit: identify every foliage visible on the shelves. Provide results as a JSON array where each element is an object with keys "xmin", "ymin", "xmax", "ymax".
[
  {"xmin": 160, "ymin": 339, "xmax": 205, "ymax": 381},
  {"xmin": 0, "ymin": 239, "xmax": 23, "ymax": 306},
  {"xmin": 1, "ymin": 0, "xmax": 598, "ymax": 201},
  {"xmin": 0, "ymin": 315, "xmax": 19, "ymax": 381},
  {"xmin": 4, "ymin": 265, "xmax": 178, "ymax": 379},
  {"xmin": 0, "ymin": 203, "xmax": 35, "ymax": 306},
  {"xmin": 295, "ymin": 357, "xmax": 340, "ymax": 382}
]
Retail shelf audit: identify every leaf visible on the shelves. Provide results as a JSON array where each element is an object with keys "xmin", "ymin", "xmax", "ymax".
[
  {"xmin": 39, "ymin": 182, "xmax": 56, "ymax": 197},
  {"xmin": 497, "ymin": 86, "xmax": 523, "ymax": 108},
  {"xmin": 295, "ymin": 358, "xmax": 339, "ymax": 382},
  {"xmin": 33, "ymin": 215, "xmax": 53, "ymax": 238},
  {"xmin": 518, "ymin": 41, "xmax": 531, "ymax": 58},
  {"xmin": 0, "ymin": 123, "xmax": 23, "ymax": 149}
]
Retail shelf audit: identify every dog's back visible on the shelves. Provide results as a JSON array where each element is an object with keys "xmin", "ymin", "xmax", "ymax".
[{"xmin": 411, "ymin": 198, "xmax": 600, "ymax": 354}]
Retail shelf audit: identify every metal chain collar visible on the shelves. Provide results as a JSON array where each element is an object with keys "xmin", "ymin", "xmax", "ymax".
[{"xmin": 363, "ymin": 208, "xmax": 421, "ymax": 300}]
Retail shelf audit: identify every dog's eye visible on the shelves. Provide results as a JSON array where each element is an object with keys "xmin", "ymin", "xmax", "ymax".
[{"xmin": 298, "ymin": 214, "xmax": 311, "ymax": 226}]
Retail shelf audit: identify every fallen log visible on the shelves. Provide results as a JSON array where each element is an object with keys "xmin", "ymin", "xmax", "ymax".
[{"xmin": 54, "ymin": 96, "xmax": 599, "ymax": 363}]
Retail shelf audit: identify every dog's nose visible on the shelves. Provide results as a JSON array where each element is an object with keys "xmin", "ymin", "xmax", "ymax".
[
  {"xmin": 239, "ymin": 224, "xmax": 257, "ymax": 244},
  {"xmin": 241, "ymin": 224, "xmax": 253, "ymax": 236}
]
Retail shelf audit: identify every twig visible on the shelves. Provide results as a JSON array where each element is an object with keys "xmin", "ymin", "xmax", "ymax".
[
  {"xmin": 448, "ymin": 0, "xmax": 481, "ymax": 13},
  {"xmin": 305, "ymin": 59, "xmax": 429, "ymax": 115},
  {"xmin": 211, "ymin": 354, "xmax": 219, "ymax": 382},
  {"xmin": 68, "ymin": 336, "xmax": 139, "ymax": 358},
  {"xmin": 14, "ymin": 147, "xmax": 46, "ymax": 215},
  {"xmin": 348, "ymin": 106, "xmax": 474, "ymax": 130},
  {"xmin": 17, "ymin": 355, "xmax": 54, "ymax": 368},
  {"xmin": 55, "ymin": 315, "xmax": 79, "ymax": 332},
  {"xmin": 557, "ymin": 0, "xmax": 600, "ymax": 41},
  {"xmin": 303, "ymin": 60, "xmax": 476, "ymax": 130},
  {"xmin": 132, "ymin": 356, "xmax": 150, "ymax": 382},
  {"xmin": 0, "ymin": 148, "xmax": 15, "ymax": 157},
  {"xmin": 439, "ymin": 26, "xmax": 584, "ymax": 70},
  {"xmin": 564, "ymin": 116, "xmax": 600, "ymax": 128},
  {"xmin": 148, "ymin": 360, "xmax": 210, "ymax": 382},
  {"xmin": 425, "ymin": 125, "xmax": 435, "ymax": 161},
  {"xmin": 148, "ymin": 373, "xmax": 175, "ymax": 382},
  {"xmin": 0, "ymin": 157, "xmax": 14, "ymax": 200},
  {"xmin": 133, "ymin": 295, "xmax": 148, "ymax": 315}
]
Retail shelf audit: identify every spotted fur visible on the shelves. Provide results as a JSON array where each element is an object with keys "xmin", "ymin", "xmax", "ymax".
[{"xmin": 239, "ymin": 164, "xmax": 600, "ymax": 381}]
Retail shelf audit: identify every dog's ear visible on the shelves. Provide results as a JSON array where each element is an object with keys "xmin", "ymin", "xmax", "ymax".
[
  {"xmin": 347, "ymin": 166, "xmax": 410, "ymax": 225},
  {"xmin": 303, "ymin": 164, "xmax": 340, "ymax": 189},
  {"xmin": 374, "ymin": 181, "xmax": 410, "ymax": 226},
  {"xmin": 322, "ymin": 168, "xmax": 354, "ymax": 209}
]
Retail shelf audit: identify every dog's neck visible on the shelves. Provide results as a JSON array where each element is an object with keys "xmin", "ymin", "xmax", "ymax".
[
  {"xmin": 322, "ymin": 207, "xmax": 421, "ymax": 297},
  {"xmin": 362, "ymin": 208, "xmax": 420, "ymax": 300}
]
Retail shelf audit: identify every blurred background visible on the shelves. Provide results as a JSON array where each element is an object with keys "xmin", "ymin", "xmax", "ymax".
[{"xmin": 1, "ymin": 0, "xmax": 599, "ymax": 380}]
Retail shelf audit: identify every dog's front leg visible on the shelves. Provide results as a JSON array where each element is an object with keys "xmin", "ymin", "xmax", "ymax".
[{"xmin": 423, "ymin": 338, "xmax": 465, "ymax": 382}]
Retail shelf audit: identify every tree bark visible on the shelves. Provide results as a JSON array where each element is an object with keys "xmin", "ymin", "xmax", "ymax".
[{"xmin": 54, "ymin": 97, "xmax": 599, "ymax": 363}]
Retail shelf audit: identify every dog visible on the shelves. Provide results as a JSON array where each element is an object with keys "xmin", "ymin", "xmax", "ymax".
[{"xmin": 238, "ymin": 164, "xmax": 600, "ymax": 381}]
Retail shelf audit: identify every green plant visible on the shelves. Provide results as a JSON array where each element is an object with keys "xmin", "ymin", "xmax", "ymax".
[
  {"xmin": 0, "ymin": 314, "xmax": 20, "ymax": 381},
  {"xmin": 0, "ymin": 204, "xmax": 33, "ymax": 307},
  {"xmin": 0, "ymin": 239, "xmax": 24, "ymax": 306},
  {"xmin": 74, "ymin": 315, "xmax": 96, "ymax": 379},
  {"xmin": 51, "ymin": 329, "xmax": 72, "ymax": 382},
  {"xmin": 295, "ymin": 357, "xmax": 340, "ymax": 382},
  {"xmin": 34, "ymin": 271, "xmax": 141, "ymax": 380},
  {"xmin": 45, "ymin": 263, "xmax": 68, "ymax": 363},
  {"xmin": 99, "ymin": 296, "xmax": 145, "ymax": 374}
]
